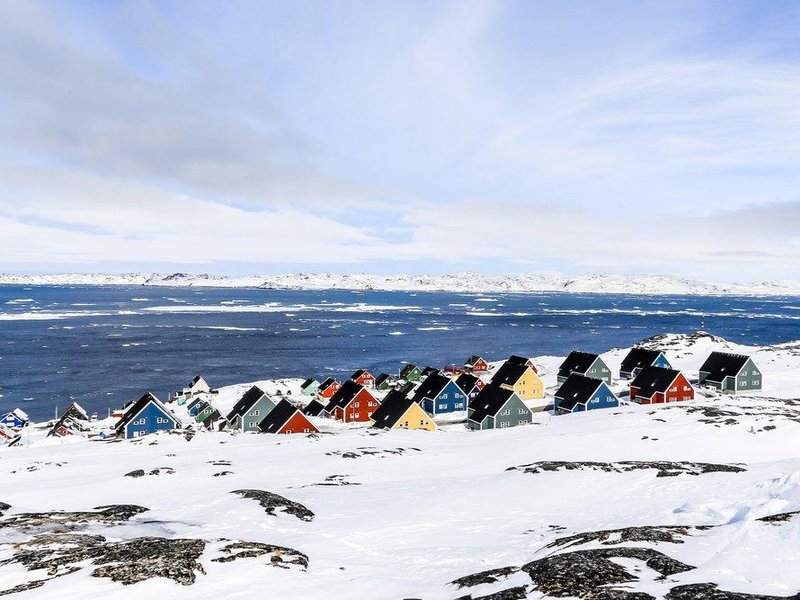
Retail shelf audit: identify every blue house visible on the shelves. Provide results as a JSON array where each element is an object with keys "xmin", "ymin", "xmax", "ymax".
[
  {"xmin": 411, "ymin": 373, "xmax": 468, "ymax": 416},
  {"xmin": 115, "ymin": 392, "xmax": 181, "ymax": 439},
  {"xmin": 619, "ymin": 348, "xmax": 671, "ymax": 379},
  {"xmin": 187, "ymin": 398, "xmax": 207, "ymax": 417},
  {"xmin": 554, "ymin": 374, "xmax": 619, "ymax": 415},
  {"xmin": 1, "ymin": 408, "xmax": 29, "ymax": 430}
]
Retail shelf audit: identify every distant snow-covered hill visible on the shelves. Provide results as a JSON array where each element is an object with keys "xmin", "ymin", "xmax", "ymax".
[{"xmin": 2, "ymin": 271, "xmax": 800, "ymax": 296}]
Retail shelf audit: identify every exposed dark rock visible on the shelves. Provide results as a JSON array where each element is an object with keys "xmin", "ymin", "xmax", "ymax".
[
  {"xmin": 522, "ymin": 547, "xmax": 694, "ymax": 598},
  {"xmin": 456, "ymin": 586, "xmax": 531, "ymax": 599},
  {"xmin": 209, "ymin": 460, "xmax": 232, "ymax": 466},
  {"xmin": 0, "ymin": 502, "xmax": 10, "ymax": 517},
  {"xmin": 507, "ymin": 460, "xmax": 745, "ymax": 478},
  {"xmin": 212, "ymin": 471, "xmax": 234, "ymax": 477},
  {"xmin": 302, "ymin": 474, "xmax": 361, "ymax": 487},
  {"xmin": 0, "ymin": 504, "xmax": 148, "ymax": 531},
  {"xmin": 211, "ymin": 541, "xmax": 308, "ymax": 570},
  {"xmin": 125, "ymin": 469, "xmax": 145, "ymax": 478},
  {"xmin": 231, "ymin": 489, "xmax": 314, "ymax": 522},
  {"xmin": 451, "ymin": 566, "xmax": 520, "ymax": 588},
  {"xmin": 326, "ymin": 447, "xmax": 421, "ymax": 459},
  {"xmin": 666, "ymin": 583, "xmax": 800, "ymax": 599},
  {"xmin": 0, "ymin": 580, "xmax": 47, "ymax": 596},
  {"xmin": 548, "ymin": 524, "xmax": 712, "ymax": 549},
  {"xmin": 758, "ymin": 511, "xmax": 800, "ymax": 523},
  {"xmin": 148, "ymin": 467, "xmax": 174, "ymax": 476},
  {"xmin": 92, "ymin": 537, "xmax": 206, "ymax": 585}
]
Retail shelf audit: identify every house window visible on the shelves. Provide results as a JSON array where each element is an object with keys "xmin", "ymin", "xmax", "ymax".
[
  {"xmin": 500, "ymin": 422, "xmax": 509, "ymax": 427},
  {"xmin": 420, "ymin": 420, "xmax": 425, "ymax": 425},
  {"xmin": 438, "ymin": 403, "xmax": 447, "ymax": 410},
  {"xmin": 518, "ymin": 408, "xmax": 525, "ymax": 414},
  {"xmin": 254, "ymin": 410, "xmax": 259, "ymax": 416},
  {"xmin": 249, "ymin": 422, "xmax": 255, "ymax": 427},
  {"xmin": 501, "ymin": 409, "xmax": 510, "ymax": 415},
  {"xmin": 455, "ymin": 402, "xmax": 464, "ymax": 409},
  {"xmin": 354, "ymin": 402, "xmax": 360, "ymax": 408}
]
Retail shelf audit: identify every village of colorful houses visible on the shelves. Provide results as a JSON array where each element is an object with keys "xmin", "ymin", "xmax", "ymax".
[{"xmin": 0, "ymin": 346, "xmax": 763, "ymax": 445}]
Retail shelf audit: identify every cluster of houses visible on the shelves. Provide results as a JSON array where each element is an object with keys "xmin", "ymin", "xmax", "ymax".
[{"xmin": 0, "ymin": 348, "xmax": 764, "ymax": 443}]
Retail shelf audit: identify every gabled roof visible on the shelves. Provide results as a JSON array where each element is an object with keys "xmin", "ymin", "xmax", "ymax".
[
  {"xmin": 318, "ymin": 377, "xmax": 339, "ymax": 391},
  {"xmin": 374, "ymin": 373, "xmax": 393, "ymax": 387},
  {"xmin": 370, "ymin": 390, "xmax": 418, "ymax": 428},
  {"xmin": 350, "ymin": 369, "xmax": 372, "ymax": 380},
  {"xmin": 455, "ymin": 373, "xmax": 480, "ymax": 393},
  {"xmin": 554, "ymin": 374, "xmax": 605, "ymax": 411},
  {"xmin": 468, "ymin": 385, "xmax": 517, "ymax": 423},
  {"xmin": 411, "ymin": 373, "xmax": 453, "ymax": 404},
  {"xmin": 300, "ymin": 378, "xmax": 318, "ymax": 390},
  {"xmin": 465, "ymin": 355, "xmax": 485, "ymax": 366},
  {"xmin": 324, "ymin": 379, "xmax": 366, "ymax": 413},
  {"xmin": 400, "ymin": 363, "xmax": 420, "ymax": 377},
  {"xmin": 258, "ymin": 399, "xmax": 304, "ymax": 433},
  {"xmin": 698, "ymin": 351, "xmax": 751, "ymax": 382},
  {"xmin": 115, "ymin": 392, "xmax": 177, "ymax": 432},
  {"xmin": 420, "ymin": 366, "xmax": 440, "ymax": 377},
  {"xmin": 506, "ymin": 355, "xmax": 536, "ymax": 371},
  {"xmin": 190, "ymin": 375, "xmax": 205, "ymax": 386},
  {"xmin": 620, "ymin": 348, "xmax": 664, "ymax": 373},
  {"xmin": 491, "ymin": 362, "xmax": 531, "ymax": 387},
  {"xmin": 302, "ymin": 399, "xmax": 326, "ymax": 417},
  {"xmin": 64, "ymin": 402, "xmax": 89, "ymax": 421},
  {"xmin": 558, "ymin": 351, "xmax": 601, "ymax": 378},
  {"xmin": 199, "ymin": 409, "xmax": 221, "ymax": 424},
  {"xmin": 7, "ymin": 408, "xmax": 29, "ymax": 422},
  {"xmin": 396, "ymin": 381, "xmax": 416, "ymax": 396},
  {"xmin": 186, "ymin": 397, "xmax": 203, "ymax": 410},
  {"xmin": 630, "ymin": 366, "xmax": 682, "ymax": 397},
  {"xmin": 226, "ymin": 386, "xmax": 270, "ymax": 422}
]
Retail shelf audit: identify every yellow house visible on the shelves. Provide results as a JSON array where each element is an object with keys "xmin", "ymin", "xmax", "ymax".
[
  {"xmin": 491, "ymin": 362, "xmax": 544, "ymax": 400},
  {"xmin": 370, "ymin": 391, "xmax": 437, "ymax": 431}
]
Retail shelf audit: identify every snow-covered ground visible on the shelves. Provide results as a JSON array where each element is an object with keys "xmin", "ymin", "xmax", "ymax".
[
  {"xmin": 1, "ymin": 332, "xmax": 800, "ymax": 598},
  {"xmin": 2, "ymin": 271, "xmax": 800, "ymax": 296}
]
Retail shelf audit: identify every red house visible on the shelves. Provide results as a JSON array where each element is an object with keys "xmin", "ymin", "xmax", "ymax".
[
  {"xmin": 258, "ymin": 400, "xmax": 319, "ymax": 434},
  {"xmin": 464, "ymin": 355, "xmax": 489, "ymax": 374},
  {"xmin": 443, "ymin": 364, "xmax": 465, "ymax": 376},
  {"xmin": 350, "ymin": 369, "xmax": 375, "ymax": 388},
  {"xmin": 324, "ymin": 380, "xmax": 380, "ymax": 422},
  {"xmin": 317, "ymin": 378, "xmax": 341, "ymax": 399},
  {"xmin": 630, "ymin": 367, "xmax": 694, "ymax": 404}
]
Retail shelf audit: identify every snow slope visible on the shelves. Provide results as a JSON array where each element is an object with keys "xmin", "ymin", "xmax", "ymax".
[
  {"xmin": 1, "ymin": 333, "xmax": 800, "ymax": 599},
  {"xmin": 2, "ymin": 271, "xmax": 800, "ymax": 296}
]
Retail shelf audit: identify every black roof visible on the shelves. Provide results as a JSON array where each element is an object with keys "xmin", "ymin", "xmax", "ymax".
[
  {"xmin": 491, "ymin": 362, "xmax": 530, "ymax": 387},
  {"xmin": 420, "ymin": 366, "xmax": 440, "ymax": 377},
  {"xmin": 455, "ymin": 373, "xmax": 480, "ymax": 393},
  {"xmin": 400, "ymin": 364, "xmax": 419, "ymax": 377},
  {"xmin": 186, "ymin": 397, "xmax": 203, "ymax": 410},
  {"xmin": 411, "ymin": 373, "xmax": 453, "ymax": 404},
  {"xmin": 318, "ymin": 377, "xmax": 339, "ymax": 391},
  {"xmin": 465, "ymin": 355, "xmax": 485, "ymax": 366},
  {"xmin": 350, "ymin": 369, "xmax": 371, "ymax": 380},
  {"xmin": 554, "ymin": 374, "xmax": 604, "ymax": 411},
  {"xmin": 370, "ymin": 390, "xmax": 418, "ymax": 428},
  {"xmin": 630, "ymin": 366, "xmax": 682, "ymax": 397},
  {"xmin": 374, "ymin": 373, "xmax": 393, "ymax": 386},
  {"xmin": 115, "ymin": 392, "xmax": 170, "ymax": 432},
  {"xmin": 226, "ymin": 386, "xmax": 269, "ymax": 422},
  {"xmin": 507, "ymin": 355, "xmax": 532, "ymax": 366},
  {"xmin": 324, "ymin": 379, "xmax": 365, "ymax": 413},
  {"xmin": 698, "ymin": 351, "xmax": 751, "ymax": 382},
  {"xmin": 620, "ymin": 348, "xmax": 663, "ymax": 373},
  {"xmin": 300, "ymin": 378, "xmax": 318, "ymax": 390},
  {"xmin": 468, "ymin": 385, "xmax": 517, "ymax": 423},
  {"xmin": 190, "ymin": 375, "xmax": 203, "ymax": 385},
  {"xmin": 302, "ymin": 399, "xmax": 326, "ymax": 416},
  {"xmin": 558, "ymin": 351, "xmax": 600, "ymax": 378},
  {"xmin": 258, "ymin": 399, "xmax": 301, "ymax": 433},
  {"xmin": 396, "ymin": 381, "xmax": 416, "ymax": 396}
]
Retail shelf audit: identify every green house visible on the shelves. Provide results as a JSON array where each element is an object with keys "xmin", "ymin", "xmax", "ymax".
[
  {"xmin": 698, "ymin": 352, "xmax": 762, "ymax": 393},
  {"xmin": 400, "ymin": 364, "xmax": 421, "ymax": 382},
  {"xmin": 300, "ymin": 378, "xmax": 320, "ymax": 396},
  {"xmin": 226, "ymin": 386, "xmax": 277, "ymax": 432},
  {"xmin": 374, "ymin": 373, "xmax": 395, "ymax": 390},
  {"xmin": 467, "ymin": 385, "xmax": 532, "ymax": 431},
  {"xmin": 557, "ymin": 351, "xmax": 612, "ymax": 385}
]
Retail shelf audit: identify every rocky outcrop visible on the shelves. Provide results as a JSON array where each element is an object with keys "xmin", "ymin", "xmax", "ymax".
[
  {"xmin": 212, "ymin": 541, "xmax": 308, "ymax": 570},
  {"xmin": 0, "ymin": 504, "xmax": 148, "ymax": 532},
  {"xmin": 507, "ymin": 460, "xmax": 745, "ymax": 478},
  {"xmin": 231, "ymin": 489, "xmax": 314, "ymax": 522}
]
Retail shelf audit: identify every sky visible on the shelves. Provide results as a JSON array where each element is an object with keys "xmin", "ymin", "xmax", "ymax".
[{"xmin": 1, "ymin": 0, "xmax": 799, "ymax": 280}]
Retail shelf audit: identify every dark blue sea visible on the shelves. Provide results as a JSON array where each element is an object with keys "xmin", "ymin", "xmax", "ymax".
[{"xmin": 1, "ymin": 285, "xmax": 799, "ymax": 420}]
